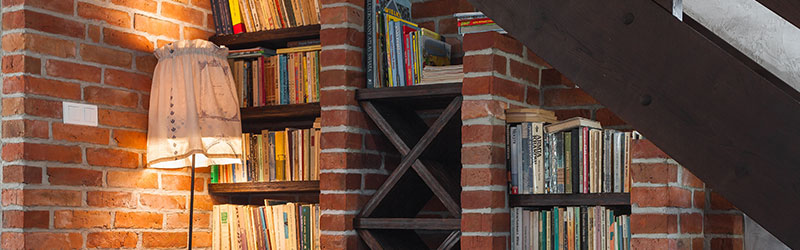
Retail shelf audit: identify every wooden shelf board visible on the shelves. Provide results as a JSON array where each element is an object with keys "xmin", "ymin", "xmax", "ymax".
[
  {"xmin": 509, "ymin": 193, "xmax": 631, "ymax": 207},
  {"xmin": 209, "ymin": 25, "xmax": 320, "ymax": 49},
  {"xmin": 356, "ymin": 83, "xmax": 462, "ymax": 101},
  {"xmin": 208, "ymin": 181, "xmax": 320, "ymax": 194},
  {"xmin": 240, "ymin": 103, "xmax": 320, "ymax": 132},
  {"xmin": 354, "ymin": 218, "xmax": 461, "ymax": 230}
]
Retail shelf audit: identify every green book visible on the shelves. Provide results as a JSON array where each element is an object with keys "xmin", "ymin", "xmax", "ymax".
[
  {"xmin": 210, "ymin": 165, "xmax": 219, "ymax": 183},
  {"xmin": 302, "ymin": 205, "xmax": 311, "ymax": 250}
]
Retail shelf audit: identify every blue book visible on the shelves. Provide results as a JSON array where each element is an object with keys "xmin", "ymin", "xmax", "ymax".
[
  {"xmin": 259, "ymin": 208, "xmax": 270, "ymax": 250},
  {"xmin": 394, "ymin": 21, "xmax": 404, "ymax": 86},
  {"xmin": 387, "ymin": 21, "xmax": 398, "ymax": 87},
  {"xmin": 279, "ymin": 55, "xmax": 289, "ymax": 104}
]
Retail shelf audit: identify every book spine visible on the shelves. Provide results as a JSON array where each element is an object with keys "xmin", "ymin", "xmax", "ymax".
[
  {"xmin": 582, "ymin": 127, "xmax": 589, "ymax": 193},
  {"xmin": 210, "ymin": 0, "xmax": 224, "ymax": 34},
  {"xmin": 365, "ymin": 0, "xmax": 375, "ymax": 88},
  {"xmin": 543, "ymin": 133, "xmax": 550, "ymax": 193},
  {"xmin": 280, "ymin": 55, "xmax": 289, "ymax": 104},
  {"xmin": 283, "ymin": 0, "xmax": 296, "ymax": 27},
  {"xmin": 613, "ymin": 132, "xmax": 622, "ymax": 193},
  {"xmin": 211, "ymin": 165, "xmax": 219, "ymax": 183},
  {"xmin": 509, "ymin": 126, "xmax": 519, "ymax": 194},
  {"xmin": 533, "ymin": 123, "xmax": 544, "ymax": 194},
  {"xmin": 229, "ymin": 0, "xmax": 245, "ymax": 33},
  {"xmin": 394, "ymin": 21, "xmax": 404, "ymax": 86},
  {"xmin": 556, "ymin": 132, "xmax": 565, "ymax": 193},
  {"xmin": 564, "ymin": 132, "xmax": 572, "ymax": 194},
  {"xmin": 521, "ymin": 123, "xmax": 530, "ymax": 195},
  {"xmin": 624, "ymin": 132, "xmax": 632, "ymax": 193}
]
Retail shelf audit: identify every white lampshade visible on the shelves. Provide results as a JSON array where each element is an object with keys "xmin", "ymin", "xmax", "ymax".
[{"xmin": 146, "ymin": 40, "xmax": 243, "ymax": 169}]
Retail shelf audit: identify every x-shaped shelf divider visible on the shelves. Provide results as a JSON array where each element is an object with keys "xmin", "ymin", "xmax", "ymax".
[{"xmin": 353, "ymin": 83, "xmax": 464, "ymax": 250}]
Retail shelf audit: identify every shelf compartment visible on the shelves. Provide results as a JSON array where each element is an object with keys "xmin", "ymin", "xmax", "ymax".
[
  {"xmin": 354, "ymin": 218, "xmax": 461, "ymax": 230},
  {"xmin": 208, "ymin": 180, "xmax": 320, "ymax": 194},
  {"xmin": 240, "ymin": 102, "xmax": 320, "ymax": 132},
  {"xmin": 209, "ymin": 25, "xmax": 321, "ymax": 49},
  {"xmin": 509, "ymin": 193, "xmax": 631, "ymax": 207}
]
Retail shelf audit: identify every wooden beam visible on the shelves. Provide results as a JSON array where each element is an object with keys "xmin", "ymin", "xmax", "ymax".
[
  {"xmin": 437, "ymin": 230, "xmax": 461, "ymax": 250},
  {"xmin": 755, "ymin": 0, "xmax": 800, "ymax": 29},
  {"xmin": 468, "ymin": 0, "xmax": 800, "ymax": 248},
  {"xmin": 354, "ymin": 218, "xmax": 461, "ymax": 230}
]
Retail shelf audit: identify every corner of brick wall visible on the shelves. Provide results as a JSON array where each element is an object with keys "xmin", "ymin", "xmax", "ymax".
[
  {"xmin": 0, "ymin": 0, "xmax": 221, "ymax": 248},
  {"xmin": 460, "ymin": 31, "xmax": 548, "ymax": 250}
]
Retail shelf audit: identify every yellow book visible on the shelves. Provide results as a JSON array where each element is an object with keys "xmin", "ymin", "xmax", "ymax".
[
  {"xmin": 276, "ymin": 45, "xmax": 322, "ymax": 54},
  {"xmin": 229, "ymin": 0, "xmax": 246, "ymax": 33},
  {"xmin": 275, "ymin": 131, "xmax": 286, "ymax": 181}
]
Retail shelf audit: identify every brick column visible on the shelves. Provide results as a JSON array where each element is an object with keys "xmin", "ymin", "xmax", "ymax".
[{"xmin": 460, "ymin": 32, "xmax": 546, "ymax": 249}]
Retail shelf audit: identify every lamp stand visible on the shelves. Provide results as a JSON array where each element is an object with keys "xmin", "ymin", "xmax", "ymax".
[{"xmin": 188, "ymin": 154, "xmax": 196, "ymax": 249}]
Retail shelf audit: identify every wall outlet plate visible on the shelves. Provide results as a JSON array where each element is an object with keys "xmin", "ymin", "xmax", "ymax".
[{"xmin": 63, "ymin": 101, "xmax": 98, "ymax": 127}]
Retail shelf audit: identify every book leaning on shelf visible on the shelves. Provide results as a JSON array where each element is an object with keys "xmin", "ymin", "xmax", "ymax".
[
  {"xmin": 510, "ymin": 206, "xmax": 631, "ymax": 250},
  {"xmin": 228, "ymin": 45, "xmax": 321, "ymax": 107},
  {"xmin": 507, "ymin": 111, "xmax": 632, "ymax": 195},
  {"xmin": 212, "ymin": 202, "xmax": 321, "ymax": 250},
  {"xmin": 210, "ymin": 121, "xmax": 321, "ymax": 183},
  {"xmin": 209, "ymin": 0, "xmax": 322, "ymax": 35}
]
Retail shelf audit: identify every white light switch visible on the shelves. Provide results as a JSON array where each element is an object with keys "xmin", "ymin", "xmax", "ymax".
[{"xmin": 63, "ymin": 102, "xmax": 98, "ymax": 127}]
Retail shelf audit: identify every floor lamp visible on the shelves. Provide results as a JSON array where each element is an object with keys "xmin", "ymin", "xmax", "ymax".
[{"xmin": 146, "ymin": 40, "xmax": 243, "ymax": 248}]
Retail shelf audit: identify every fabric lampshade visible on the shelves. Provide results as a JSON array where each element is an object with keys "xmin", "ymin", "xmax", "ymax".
[{"xmin": 147, "ymin": 40, "xmax": 243, "ymax": 169}]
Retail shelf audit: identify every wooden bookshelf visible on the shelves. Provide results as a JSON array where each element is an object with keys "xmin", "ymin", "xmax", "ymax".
[
  {"xmin": 509, "ymin": 193, "xmax": 631, "ymax": 207},
  {"xmin": 240, "ymin": 102, "xmax": 321, "ymax": 133},
  {"xmin": 209, "ymin": 24, "xmax": 321, "ymax": 49},
  {"xmin": 208, "ymin": 181, "xmax": 320, "ymax": 194}
]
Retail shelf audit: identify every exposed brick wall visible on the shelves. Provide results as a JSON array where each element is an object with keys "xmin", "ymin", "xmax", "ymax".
[
  {"xmin": 0, "ymin": 0, "xmax": 218, "ymax": 248},
  {"xmin": 460, "ymin": 31, "xmax": 547, "ymax": 249},
  {"xmin": 411, "ymin": 0, "xmax": 475, "ymax": 64}
]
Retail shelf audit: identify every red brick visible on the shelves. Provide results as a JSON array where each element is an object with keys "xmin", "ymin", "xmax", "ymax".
[
  {"xmin": 541, "ymin": 69, "xmax": 573, "ymax": 87},
  {"xmin": 321, "ymin": 132, "xmax": 362, "ymax": 150},
  {"xmin": 319, "ymin": 69, "xmax": 364, "ymax": 88},
  {"xmin": 78, "ymin": 2, "xmax": 131, "ymax": 28},
  {"xmin": 694, "ymin": 190, "xmax": 706, "ymax": 209},
  {"xmin": 595, "ymin": 108, "xmax": 627, "ymax": 127},
  {"xmin": 462, "ymin": 145, "xmax": 505, "ymax": 165},
  {"xmin": 84, "ymin": 86, "xmax": 138, "ymax": 108},
  {"xmin": 710, "ymin": 238, "xmax": 743, "ymax": 250},
  {"xmin": 319, "ymin": 193, "xmax": 365, "ymax": 210},
  {"xmin": 192, "ymin": 231, "xmax": 213, "ymax": 248},
  {"xmin": 134, "ymin": 14, "xmax": 180, "ymax": 39},
  {"xmin": 320, "ymin": 234, "xmax": 360, "ymax": 250},
  {"xmin": 108, "ymin": 171, "xmax": 158, "ymax": 188},
  {"xmin": 461, "ymin": 212, "xmax": 510, "ymax": 232},
  {"xmin": 11, "ymin": 143, "xmax": 83, "ymax": 163},
  {"xmin": 319, "ymin": 27, "xmax": 365, "ymax": 49},
  {"xmin": 140, "ymin": 193, "xmax": 186, "ymax": 210},
  {"xmin": 104, "ymin": 28, "xmax": 154, "ymax": 53},
  {"xmin": 526, "ymin": 86, "xmax": 540, "ymax": 106},
  {"xmin": 631, "ymin": 213, "xmax": 677, "ymax": 234},
  {"xmin": 87, "ymin": 232, "xmax": 137, "ymax": 248},
  {"xmin": 543, "ymin": 87, "xmax": 598, "ymax": 106},
  {"xmin": 319, "ymin": 88, "xmax": 357, "ymax": 106},
  {"xmin": 87, "ymin": 147, "xmax": 139, "ymax": 168},
  {"xmin": 2, "ymin": 0, "xmax": 74, "ymax": 14},
  {"xmin": 162, "ymin": 1, "xmax": 205, "ymax": 26},
  {"xmin": 3, "ymin": 165, "xmax": 42, "ymax": 184},
  {"xmin": 461, "ymin": 99, "xmax": 506, "ymax": 120},
  {"xmin": 412, "ymin": 0, "xmax": 475, "ymax": 19},
  {"xmin": 45, "ymin": 60, "xmax": 101, "ymax": 83},
  {"xmin": 681, "ymin": 213, "xmax": 703, "ymax": 234},
  {"xmin": 319, "ymin": 6, "xmax": 363, "ymax": 27},
  {"xmin": 3, "ymin": 98, "xmax": 62, "ymax": 118},
  {"xmin": 1, "ymin": 143, "xmax": 23, "ymax": 162},
  {"xmin": 80, "ymin": 44, "xmax": 132, "ymax": 68},
  {"xmin": 705, "ymin": 214, "xmax": 744, "ymax": 235},
  {"xmin": 461, "ymin": 190, "xmax": 505, "ymax": 209},
  {"xmin": 111, "ymin": 0, "xmax": 157, "ymax": 13},
  {"xmin": 632, "ymin": 139, "xmax": 670, "ymax": 159},
  {"xmin": 4, "ymin": 10, "xmax": 84, "ymax": 38},
  {"xmin": 194, "ymin": 194, "xmax": 216, "ymax": 211},
  {"xmin": 3, "ymin": 33, "xmax": 77, "ymax": 58},
  {"xmin": 319, "ymin": 214, "xmax": 354, "ymax": 231},
  {"xmin": 463, "ymin": 54, "xmax": 506, "ymax": 74},
  {"xmin": 692, "ymin": 238, "xmax": 705, "ymax": 250},
  {"xmin": 48, "ymin": 167, "xmax": 102, "ymax": 186},
  {"xmin": 632, "ymin": 186, "xmax": 691, "ymax": 208},
  {"xmin": 185, "ymin": 26, "xmax": 216, "ymax": 40},
  {"xmin": 462, "ymin": 167, "xmax": 506, "ymax": 189},
  {"xmin": 463, "ymin": 32, "xmax": 523, "ymax": 55},
  {"xmin": 320, "ymin": 173, "xmax": 361, "ymax": 190},
  {"xmin": 463, "ymin": 76, "xmax": 526, "ymax": 102},
  {"xmin": 461, "ymin": 236, "xmax": 508, "ymax": 250},
  {"xmin": 363, "ymin": 173, "xmax": 388, "ymax": 190},
  {"xmin": 54, "ymin": 210, "xmax": 111, "ymax": 229},
  {"xmin": 143, "ymin": 232, "xmax": 188, "ymax": 248},
  {"xmin": 136, "ymin": 54, "xmax": 158, "ymax": 74},
  {"xmin": 2, "ymin": 119, "xmax": 48, "ymax": 139},
  {"xmin": 525, "ymin": 47, "xmax": 551, "ymax": 68},
  {"xmin": 682, "ymin": 169, "xmax": 704, "ymax": 188},
  {"xmin": 3, "ymin": 75, "xmax": 81, "ymax": 100},
  {"xmin": 23, "ymin": 232, "xmax": 82, "ymax": 250},
  {"xmin": 710, "ymin": 191, "xmax": 736, "ymax": 210},
  {"xmin": 165, "ymin": 212, "xmax": 211, "ymax": 229},
  {"xmin": 162, "ymin": 174, "xmax": 204, "ymax": 192},
  {"xmin": 509, "ymin": 59, "xmax": 539, "ymax": 83},
  {"xmin": 87, "ymin": 191, "xmax": 135, "ymax": 208},
  {"xmin": 1, "ymin": 232, "xmax": 23, "ymax": 250},
  {"xmin": 438, "ymin": 17, "xmax": 458, "ymax": 35},
  {"xmin": 631, "ymin": 163, "xmax": 677, "ymax": 184},
  {"xmin": 1, "ymin": 189, "xmax": 23, "ymax": 206},
  {"xmin": 320, "ymin": 48, "xmax": 362, "ymax": 68},
  {"xmin": 52, "ymin": 123, "xmax": 109, "ymax": 145},
  {"xmin": 462, "ymin": 125, "xmax": 504, "ymax": 145},
  {"xmin": 2, "ymin": 210, "xmax": 48, "ymax": 229},
  {"xmin": 631, "ymin": 238, "xmax": 676, "ymax": 249},
  {"xmin": 112, "ymin": 129, "xmax": 147, "ymax": 149},
  {"xmin": 2, "ymin": 55, "xmax": 40, "ymax": 74},
  {"xmin": 115, "ymin": 211, "xmax": 163, "ymax": 229},
  {"xmin": 320, "ymin": 110, "xmax": 370, "ymax": 128},
  {"xmin": 192, "ymin": 0, "xmax": 212, "ymax": 9},
  {"xmin": 98, "ymin": 109, "xmax": 148, "ymax": 129},
  {"xmin": 87, "ymin": 24, "xmax": 100, "ymax": 42}
]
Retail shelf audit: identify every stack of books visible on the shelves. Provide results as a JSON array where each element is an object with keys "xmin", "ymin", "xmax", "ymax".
[
  {"xmin": 212, "ymin": 202, "xmax": 320, "ymax": 249},
  {"xmin": 228, "ymin": 45, "xmax": 321, "ymax": 107},
  {"xmin": 507, "ymin": 111, "xmax": 632, "ymax": 195},
  {"xmin": 365, "ymin": 0, "xmax": 451, "ymax": 88},
  {"xmin": 211, "ymin": 122, "xmax": 321, "ymax": 183},
  {"xmin": 209, "ymin": 0, "xmax": 321, "ymax": 35},
  {"xmin": 511, "ymin": 206, "xmax": 631, "ymax": 250},
  {"xmin": 455, "ymin": 12, "xmax": 506, "ymax": 35},
  {"xmin": 420, "ymin": 65, "xmax": 463, "ymax": 85}
]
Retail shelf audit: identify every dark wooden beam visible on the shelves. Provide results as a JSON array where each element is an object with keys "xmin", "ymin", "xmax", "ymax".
[
  {"xmin": 354, "ymin": 218, "xmax": 461, "ymax": 230},
  {"xmin": 509, "ymin": 193, "xmax": 630, "ymax": 207},
  {"xmin": 437, "ymin": 230, "xmax": 461, "ymax": 250},
  {"xmin": 468, "ymin": 0, "xmax": 800, "ymax": 248},
  {"xmin": 755, "ymin": 0, "xmax": 800, "ymax": 29}
]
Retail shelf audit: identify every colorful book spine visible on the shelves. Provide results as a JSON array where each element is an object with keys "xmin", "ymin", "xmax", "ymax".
[{"xmin": 228, "ymin": 0, "xmax": 245, "ymax": 34}]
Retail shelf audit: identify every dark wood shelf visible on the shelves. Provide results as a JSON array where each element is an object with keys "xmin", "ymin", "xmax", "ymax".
[
  {"xmin": 240, "ymin": 102, "xmax": 320, "ymax": 133},
  {"xmin": 209, "ymin": 24, "xmax": 321, "ymax": 49},
  {"xmin": 208, "ymin": 180, "xmax": 320, "ymax": 194},
  {"xmin": 354, "ymin": 218, "xmax": 461, "ymax": 230},
  {"xmin": 356, "ymin": 82, "xmax": 462, "ymax": 101},
  {"xmin": 509, "ymin": 193, "xmax": 631, "ymax": 207}
]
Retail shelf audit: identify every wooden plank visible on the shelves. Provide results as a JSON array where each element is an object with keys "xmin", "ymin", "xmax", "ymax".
[
  {"xmin": 509, "ymin": 193, "xmax": 631, "ymax": 207},
  {"xmin": 755, "ymin": 0, "xmax": 800, "ymax": 29},
  {"xmin": 357, "ymin": 230, "xmax": 384, "ymax": 250},
  {"xmin": 468, "ymin": 0, "xmax": 800, "ymax": 247},
  {"xmin": 355, "ymin": 218, "xmax": 461, "ymax": 230},
  {"xmin": 208, "ymin": 181, "xmax": 319, "ymax": 194},
  {"xmin": 240, "ymin": 102, "xmax": 320, "ymax": 121},
  {"xmin": 356, "ymin": 83, "xmax": 462, "ymax": 101},
  {"xmin": 209, "ymin": 24, "xmax": 320, "ymax": 49},
  {"xmin": 367, "ymin": 230, "xmax": 429, "ymax": 249},
  {"xmin": 437, "ymin": 230, "xmax": 461, "ymax": 250}
]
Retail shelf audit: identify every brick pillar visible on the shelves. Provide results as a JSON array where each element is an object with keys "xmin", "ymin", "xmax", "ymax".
[{"xmin": 460, "ymin": 32, "xmax": 546, "ymax": 249}]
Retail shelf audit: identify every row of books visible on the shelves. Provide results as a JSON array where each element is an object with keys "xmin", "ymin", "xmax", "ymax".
[
  {"xmin": 511, "ymin": 206, "xmax": 631, "ymax": 250},
  {"xmin": 455, "ymin": 12, "xmax": 506, "ymax": 35},
  {"xmin": 228, "ymin": 46, "xmax": 320, "ymax": 107},
  {"xmin": 365, "ymin": 0, "xmax": 452, "ymax": 88},
  {"xmin": 507, "ymin": 109, "xmax": 632, "ymax": 195},
  {"xmin": 210, "ymin": 0, "xmax": 321, "ymax": 35},
  {"xmin": 211, "ymin": 124, "xmax": 321, "ymax": 183},
  {"xmin": 212, "ymin": 202, "xmax": 320, "ymax": 250}
]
